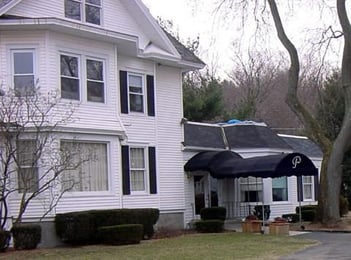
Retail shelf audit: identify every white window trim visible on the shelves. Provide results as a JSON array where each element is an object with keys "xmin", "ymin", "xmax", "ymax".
[
  {"xmin": 127, "ymin": 72, "xmax": 146, "ymax": 114},
  {"xmin": 129, "ymin": 146, "xmax": 149, "ymax": 195},
  {"xmin": 60, "ymin": 53, "xmax": 81, "ymax": 101},
  {"xmin": 86, "ymin": 57, "xmax": 106, "ymax": 103},
  {"xmin": 60, "ymin": 52, "xmax": 106, "ymax": 104},
  {"xmin": 60, "ymin": 139, "xmax": 111, "ymax": 195},
  {"xmin": 65, "ymin": 0, "xmax": 103, "ymax": 26},
  {"xmin": 10, "ymin": 48, "xmax": 37, "ymax": 93},
  {"xmin": 302, "ymin": 176, "xmax": 314, "ymax": 201}
]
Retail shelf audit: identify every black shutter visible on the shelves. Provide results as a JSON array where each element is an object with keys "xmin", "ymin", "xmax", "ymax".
[
  {"xmin": 148, "ymin": 146, "xmax": 157, "ymax": 194},
  {"xmin": 121, "ymin": 145, "xmax": 130, "ymax": 195},
  {"xmin": 146, "ymin": 75, "xmax": 155, "ymax": 117},
  {"xmin": 120, "ymin": 71, "xmax": 128, "ymax": 114},
  {"xmin": 314, "ymin": 174, "xmax": 319, "ymax": 200},
  {"xmin": 297, "ymin": 176, "xmax": 303, "ymax": 202}
]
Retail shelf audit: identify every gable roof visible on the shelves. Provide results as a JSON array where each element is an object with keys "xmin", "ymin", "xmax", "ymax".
[{"xmin": 0, "ymin": 0, "xmax": 205, "ymax": 70}]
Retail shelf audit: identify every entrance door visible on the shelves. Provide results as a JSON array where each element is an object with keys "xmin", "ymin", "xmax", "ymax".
[{"xmin": 194, "ymin": 175, "xmax": 208, "ymax": 215}]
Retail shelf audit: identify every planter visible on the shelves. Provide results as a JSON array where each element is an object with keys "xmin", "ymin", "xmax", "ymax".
[
  {"xmin": 269, "ymin": 222, "xmax": 290, "ymax": 235},
  {"xmin": 241, "ymin": 220, "xmax": 262, "ymax": 233}
]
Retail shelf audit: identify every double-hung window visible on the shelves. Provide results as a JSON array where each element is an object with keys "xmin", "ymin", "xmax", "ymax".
[
  {"xmin": 128, "ymin": 73, "xmax": 144, "ymax": 113},
  {"xmin": 87, "ymin": 59, "xmax": 104, "ymax": 102},
  {"xmin": 61, "ymin": 141, "xmax": 108, "ymax": 192},
  {"xmin": 65, "ymin": 0, "xmax": 102, "ymax": 25},
  {"xmin": 130, "ymin": 147, "xmax": 147, "ymax": 192},
  {"xmin": 302, "ymin": 176, "xmax": 313, "ymax": 200},
  {"xmin": 12, "ymin": 49, "xmax": 36, "ymax": 96},
  {"xmin": 17, "ymin": 140, "xmax": 38, "ymax": 193},
  {"xmin": 60, "ymin": 54, "xmax": 105, "ymax": 103},
  {"xmin": 240, "ymin": 177, "xmax": 263, "ymax": 202},
  {"xmin": 272, "ymin": 176, "xmax": 288, "ymax": 201},
  {"xmin": 61, "ymin": 54, "xmax": 80, "ymax": 100}
]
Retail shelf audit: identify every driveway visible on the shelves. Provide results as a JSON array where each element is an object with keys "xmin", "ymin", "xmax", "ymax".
[{"xmin": 280, "ymin": 232, "xmax": 351, "ymax": 260}]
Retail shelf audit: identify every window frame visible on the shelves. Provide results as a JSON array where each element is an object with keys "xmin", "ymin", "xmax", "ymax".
[
  {"xmin": 302, "ymin": 176, "xmax": 314, "ymax": 201},
  {"xmin": 64, "ymin": 0, "xmax": 102, "ymax": 26},
  {"xmin": 16, "ymin": 139, "xmax": 39, "ymax": 194},
  {"xmin": 240, "ymin": 177, "xmax": 263, "ymax": 203},
  {"xmin": 60, "ymin": 52, "xmax": 106, "ymax": 104},
  {"xmin": 86, "ymin": 57, "xmax": 105, "ymax": 103},
  {"xmin": 11, "ymin": 48, "xmax": 36, "ymax": 96},
  {"xmin": 60, "ymin": 53, "xmax": 81, "ymax": 101},
  {"xmin": 129, "ymin": 146, "xmax": 148, "ymax": 194},
  {"xmin": 60, "ymin": 140, "xmax": 110, "ymax": 194},
  {"xmin": 127, "ymin": 72, "xmax": 145, "ymax": 114}
]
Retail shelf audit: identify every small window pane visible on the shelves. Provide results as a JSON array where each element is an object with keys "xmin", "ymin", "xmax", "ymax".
[
  {"xmin": 87, "ymin": 59, "xmax": 103, "ymax": 81},
  {"xmin": 87, "ymin": 0, "xmax": 101, "ymax": 5},
  {"xmin": 86, "ymin": 4, "xmax": 100, "ymax": 25},
  {"xmin": 14, "ymin": 52, "xmax": 34, "ymax": 74},
  {"xmin": 129, "ymin": 94, "xmax": 144, "ymax": 112},
  {"xmin": 61, "ymin": 55, "xmax": 79, "ymax": 77},
  {"xmin": 61, "ymin": 78, "xmax": 80, "ymax": 100},
  {"xmin": 87, "ymin": 81, "xmax": 104, "ymax": 102},
  {"xmin": 65, "ymin": 0, "xmax": 81, "ymax": 20},
  {"xmin": 14, "ymin": 75, "xmax": 35, "ymax": 96},
  {"xmin": 131, "ymin": 170, "xmax": 145, "ymax": 191},
  {"xmin": 17, "ymin": 140, "xmax": 38, "ymax": 193},
  {"xmin": 129, "ymin": 75, "xmax": 142, "ymax": 87}
]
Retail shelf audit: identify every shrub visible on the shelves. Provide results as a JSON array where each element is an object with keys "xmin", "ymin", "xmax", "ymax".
[
  {"xmin": 200, "ymin": 207, "xmax": 226, "ymax": 221},
  {"xmin": 295, "ymin": 205, "xmax": 317, "ymax": 214},
  {"xmin": 301, "ymin": 210, "xmax": 316, "ymax": 222},
  {"xmin": 340, "ymin": 196, "xmax": 349, "ymax": 217},
  {"xmin": 0, "ymin": 229, "xmax": 10, "ymax": 252},
  {"xmin": 194, "ymin": 220, "xmax": 224, "ymax": 233},
  {"xmin": 282, "ymin": 213, "xmax": 299, "ymax": 223},
  {"xmin": 98, "ymin": 224, "xmax": 143, "ymax": 245},
  {"xmin": 55, "ymin": 208, "xmax": 159, "ymax": 245},
  {"xmin": 11, "ymin": 224, "xmax": 41, "ymax": 250}
]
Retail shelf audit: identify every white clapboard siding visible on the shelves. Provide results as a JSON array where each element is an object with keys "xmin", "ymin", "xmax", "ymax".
[
  {"xmin": 7, "ymin": 0, "xmax": 149, "ymax": 48},
  {"xmin": 155, "ymin": 65, "xmax": 185, "ymax": 211}
]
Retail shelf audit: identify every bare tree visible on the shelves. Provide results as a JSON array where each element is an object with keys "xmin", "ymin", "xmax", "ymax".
[
  {"xmin": 217, "ymin": 0, "xmax": 350, "ymax": 225},
  {"xmin": 0, "ymin": 87, "xmax": 88, "ymax": 230}
]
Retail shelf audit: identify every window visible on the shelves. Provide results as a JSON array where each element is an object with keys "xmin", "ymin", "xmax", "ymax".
[
  {"xmin": 302, "ymin": 176, "xmax": 313, "ymax": 200},
  {"xmin": 240, "ymin": 177, "xmax": 263, "ymax": 202},
  {"xmin": 130, "ymin": 147, "xmax": 147, "ymax": 192},
  {"xmin": 61, "ymin": 54, "xmax": 80, "ymax": 100},
  {"xmin": 61, "ymin": 141, "xmax": 108, "ymax": 192},
  {"xmin": 87, "ymin": 59, "xmax": 104, "ymax": 102},
  {"xmin": 17, "ymin": 140, "xmax": 38, "ymax": 193},
  {"xmin": 65, "ymin": 0, "xmax": 102, "ymax": 25},
  {"xmin": 60, "ymin": 54, "xmax": 105, "ymax": 103},
  {"xmin": 272, "ymin": 176, "xmax": 288, "ymax": 201},
  {"xmin": 12, "ymin": 49, "xmax": 35, "ymax": 96},
  {"xmin": 128, "ymin": 73, "xmax": 144, "ymax": 113}
]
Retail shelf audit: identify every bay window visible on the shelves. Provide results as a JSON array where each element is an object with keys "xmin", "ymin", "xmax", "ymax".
[
  {"xmin": 12, "ymin": 49, "xmax": 35, "ymax": 96},
  {"xmin": 17, "ymin": 140, "xmax": 38, "ymax": 193}
]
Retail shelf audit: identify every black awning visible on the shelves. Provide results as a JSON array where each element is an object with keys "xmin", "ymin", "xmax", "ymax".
[
  {"xmin": 209, "ymin": 153, "xmax": 318, "ymax": 179},
  {"xmin": 184, "ymin": 151, "xmax": 242, "ymax": 172}
]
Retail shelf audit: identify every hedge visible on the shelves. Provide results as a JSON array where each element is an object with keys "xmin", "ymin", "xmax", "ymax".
[
  {"xmin": 200, "ymin": 207, "xmax": 226, "ymax": 221},
  {"xmin": 11, "ymin": 224, "xmax": 41, "ymax": 250},
  {"xmin": 195, "ymin": 220, "xmax": 224, "ymax": 233},
  {"xmin": 55, "ymin": 208, "xmax": 159, "ymax": 245},
  {"xmin": 98, "ymin": 224, "xmax": 143, "ymax": 245}
]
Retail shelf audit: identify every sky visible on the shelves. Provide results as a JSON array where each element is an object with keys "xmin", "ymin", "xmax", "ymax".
[{"xmin": 142, "ymin": 0, "xmax": 343, "ymax": 79}]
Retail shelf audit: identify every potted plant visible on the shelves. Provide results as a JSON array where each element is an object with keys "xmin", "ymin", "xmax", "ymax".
[
  {"xmin": 269, "ymin": 217, "xmax": 290, "ymax": 235},
  {"xmin": 241, "ymin": 215, "xmax": 262, "ymax": 233}
]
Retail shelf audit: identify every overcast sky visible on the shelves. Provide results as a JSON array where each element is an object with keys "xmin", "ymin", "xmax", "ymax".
[{"xmin": 142, "ymin": 0, "xmax": 343, "ymax": 78}]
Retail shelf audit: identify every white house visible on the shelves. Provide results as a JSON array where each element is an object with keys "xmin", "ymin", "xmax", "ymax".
[
  {"xmin": 0, "ymin": 0, "xmax": 205, "ymax": 246},
  {"xmin": 182, "ymin": 121, "xmax": 322, "ymax": 226}
]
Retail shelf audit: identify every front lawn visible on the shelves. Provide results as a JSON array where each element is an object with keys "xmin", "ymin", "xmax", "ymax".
[{"xmin": 0, "ymin": 232, "xmax": 317, "ymax": 260}]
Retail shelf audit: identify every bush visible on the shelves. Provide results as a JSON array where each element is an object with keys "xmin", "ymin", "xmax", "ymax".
[
  {"xmin": 0, "ymin": 229, "xmax": 10, "ymax": 252},
  {"xmin": 340, "ymin": 196, "xmax": 349, "ymax": 217},
  {"xmin": 195, "ymin": 220, "xmax": 224, "ymax": 233},
  {"xmin": 200, "ymin": 207, "xmax": 226, "ymax": 221},
  {"xmin": 98, "ymin": 224, "xmax": 143, "ymax": 245},
  {"xmin": 295, "ymin": 205, "xmax": 317, "ymax": 214},
  {"xmin": 11, "ymin": 224, "xmax": 41, "ymax": 250},
  {"xmin": 55, "ymin": 208, "xmax": 159, "ymax": 245},
  {"xmin": 282, "ymin": 213, "xmax": 299, "ymax": 223}
]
